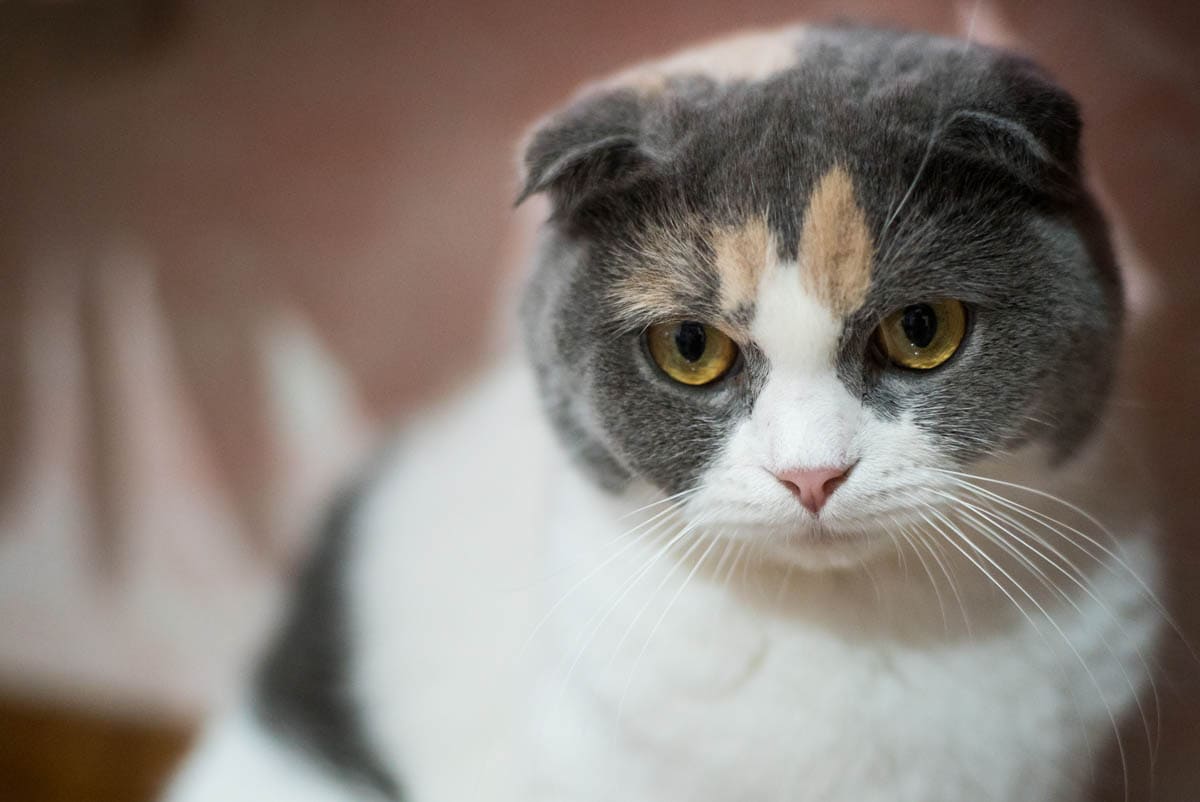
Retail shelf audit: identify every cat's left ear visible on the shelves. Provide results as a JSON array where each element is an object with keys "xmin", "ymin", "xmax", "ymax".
[
  {"xmin": 942, "ymin": 55, "xmax": 1083, "ymax": 196},
  {"xmin": 516, "ymin": 89, "xmax": 662, "ymax": 214}
]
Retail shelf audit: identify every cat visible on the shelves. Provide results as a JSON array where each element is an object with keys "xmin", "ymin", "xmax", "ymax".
[{"xmin": 165, "ymin": 23, "xmax": 1165, "ymax": 802}]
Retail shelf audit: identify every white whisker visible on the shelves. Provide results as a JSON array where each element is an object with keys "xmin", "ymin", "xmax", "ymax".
[
  {"xmin": 603, "ymin": 519, "xmax": 712, "ymax": 675},
  {"xmin": 933, "ymin": 468, "xmax": 1195, "ymax": 663},
  {"xmin": 518, "ymin": 497, "xmax": 690, "ymax": 658},
  {"xmin": 893, "ymin": 521, "xmax": 950, "ymax": 635},
  {"xmin": 917, "ymin": 495, "xmax": 1130, "ymax": 800},
  {"xmin": 947, "ymin": 490, "xmax": 1160, "ymax": 767},
  {"xmin": 618, "ymin": 532, "xmax": 724, "ymax": 717}
]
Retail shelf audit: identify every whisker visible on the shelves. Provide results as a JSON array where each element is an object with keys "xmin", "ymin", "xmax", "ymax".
[
  {"xmin": 727, "ymin": 540, "xmax": 750, "ymax": 597},
  {"xmin": 893, "ymin": 521, "xmax": 950, "ymax": 635},
  {"xmin": 941, "ymin": 490, "xmax": 1157, "ymax": 768},
  {"xmin": 860, "ymin": 552, "xmax": 883, "ymax": 609},
  {"xmin": 549, "ymin": 515, "xmax": 712, "ymax": 720},
  {"xmin": 618, "ymin": 486, "xmax": 703, "ymax": 521},
  {"xmin": 705, "ymin": 536, "xmax": 740, "ymax": 629},
  {"xmin": 517, "ymin": 498, "xmax": 690, "ymax": 657},
  {"xmin": 916, "ymin": 496, "xmax": 1129, "ymax": 800},
  {"xmin": 603, "ymin": 519, "xmax": 712, "ymax": 674},
  {"xmin": 618, "ymin": 531, "xmax": 725, "ymax": 718},
  {"xmin": 934, "ymin": 469, "xmax": 1196, "ymax": 663},
  {"xmin": 910, "ymin": 512, "xmax": 974, "ymax": 638},
  {"xmin": 942, "ymin": 477, "xmax": 1167, "ymax": 768}
]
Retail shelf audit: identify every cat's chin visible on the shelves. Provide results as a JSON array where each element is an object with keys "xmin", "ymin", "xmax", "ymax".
[{"xmin": 738, "ymin": 523, "xmax": 897, "ymax": 572}]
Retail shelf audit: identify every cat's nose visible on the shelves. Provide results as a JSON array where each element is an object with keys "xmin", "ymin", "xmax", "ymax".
[{"xmin": 774, "ymin": 464, "xmax": 854, "ymax": 515}]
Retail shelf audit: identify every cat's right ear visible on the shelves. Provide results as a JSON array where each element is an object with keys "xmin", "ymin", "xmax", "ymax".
[{"xmin": 515, "ymin": 90, "xmax": 660, "ymax": 214}]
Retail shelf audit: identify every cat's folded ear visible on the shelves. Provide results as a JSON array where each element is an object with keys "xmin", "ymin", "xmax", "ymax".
[
  {"xmin": 941, "ymin": 55, "xmax": 1083, "ymax": 197},
  {"xmin": 516, "ymin": 89, "xmax": 662, "ymax": 214}
]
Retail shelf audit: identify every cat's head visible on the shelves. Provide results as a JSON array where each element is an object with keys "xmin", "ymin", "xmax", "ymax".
[{"xmin": 518, "ymin": 26, "xmax": 1121, "ymax": 568}]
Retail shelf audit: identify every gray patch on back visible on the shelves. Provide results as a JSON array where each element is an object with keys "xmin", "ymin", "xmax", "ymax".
[{"xmin": 255, "ymin": 480, "xmax": 402, "ymax": 800}]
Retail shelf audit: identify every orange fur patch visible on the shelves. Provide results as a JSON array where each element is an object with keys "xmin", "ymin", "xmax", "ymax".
[
  {"xmin": 714, "ymin": 217, "xmax": 771, "ymax": 317},
  {"xmin": 609, "ymin": 216, "xmax": 775, "ymax": 338},
  {"xmin": 798, "ymin": 166, "xmax": 874, "ymax": 315},
  {"xmin": 609, "ymin": 217, "xmax": 710, "ymax": 324}
]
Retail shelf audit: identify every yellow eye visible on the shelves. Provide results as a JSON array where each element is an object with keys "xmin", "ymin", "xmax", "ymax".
[
  {"xmin": 876, "ymin": 300, "xmax": 967, "ymax": 370},
  {"xmin": 647, "ymin": 321, "xmax": 738, "ymax": 386}
]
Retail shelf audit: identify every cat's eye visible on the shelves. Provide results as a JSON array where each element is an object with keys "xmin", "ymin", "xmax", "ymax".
[
  {"xmin": 646, "ymin": 321, "xmax": 738, "ymax": 386},
  {"xmin": 875, "ymin": 300, "xmax": 967, "ymax": 370}
]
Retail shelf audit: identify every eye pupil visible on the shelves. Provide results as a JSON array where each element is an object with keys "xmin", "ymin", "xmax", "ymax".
[
  {"xmin": 674, "ymin": 322, "xmax": 707, "ymax": 362},
  {"xmin": 901, "ymin": 304, "xmax": 938, "ymax": 348}
]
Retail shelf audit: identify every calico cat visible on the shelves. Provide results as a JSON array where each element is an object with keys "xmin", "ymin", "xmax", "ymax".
[{"xmin": 166, "ymin": 24, "xmax": 1164, "ymax": 802}]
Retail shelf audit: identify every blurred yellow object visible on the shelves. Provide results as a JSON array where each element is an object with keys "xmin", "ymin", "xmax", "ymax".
[{"xmin": 0, "ymin": 696, "xmax": 193, "ymax": 802}]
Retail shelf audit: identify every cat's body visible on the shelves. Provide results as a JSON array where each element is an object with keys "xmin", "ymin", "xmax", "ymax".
[{"xmin": 168, "ymin": 25, "xmax": 1163, "ymax": 802}]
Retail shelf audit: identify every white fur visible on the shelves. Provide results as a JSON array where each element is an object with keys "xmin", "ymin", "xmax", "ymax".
[
  {"xmin": 170, "ymin": 273, "xmax": 1162, "ymax": 801},
  {"xmin": 165, "ymin": 703, "xmax": 387, "ymax": 802}
]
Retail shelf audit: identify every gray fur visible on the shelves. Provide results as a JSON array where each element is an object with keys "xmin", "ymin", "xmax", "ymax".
[
  {"xmin": 519, "ymin": 25, "xmax": 1121, "ymax": 493},
  {"xmin": 255, "ymin": 481, "xmax": 403, "ymax": 800}
]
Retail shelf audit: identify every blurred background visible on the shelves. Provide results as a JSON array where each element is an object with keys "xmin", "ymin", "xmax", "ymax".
[{"xmin": 0, "ymin": 1, "xmax": 1197, "ymax": 800}]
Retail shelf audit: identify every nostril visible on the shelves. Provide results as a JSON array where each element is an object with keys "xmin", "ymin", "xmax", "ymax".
[
  {"xmin": 821, "ymin": 471, "xmax": 849, "ymax": 497},
  {"xmin": 779, "ymin": 478, "xmax": 805, "ymax": 500}
]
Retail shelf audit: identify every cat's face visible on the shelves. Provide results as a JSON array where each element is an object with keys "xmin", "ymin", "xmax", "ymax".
[{"xmin": 519, "ymin": 27, "xmax": 1121, "ymax": 568}]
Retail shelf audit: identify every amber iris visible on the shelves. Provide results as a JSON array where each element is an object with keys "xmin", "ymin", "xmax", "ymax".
[
  {"xmin": 876, "ymin": 300, "xmax": 967, "ymax": 370},
  {"xmin": 647, "ymin": 321, "xmax": 738, "ymax": 386}
]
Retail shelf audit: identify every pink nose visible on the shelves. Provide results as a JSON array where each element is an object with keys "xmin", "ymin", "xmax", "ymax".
[{"xmin": 774, "ymin": 464, "xmax": 853, "ymax": 515}]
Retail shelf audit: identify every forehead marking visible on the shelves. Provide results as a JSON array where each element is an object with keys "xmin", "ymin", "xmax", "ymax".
[
  {"xmin": 598, "ymin": 27, "xmax": 808, "ymax": 94},
  {"xmin": 798, "ymin": 166, "xmax": 874, "ymax": 316},
  {"xmin": 715, "ymin": 216, "xmax": 771, "ymax": 320},
  {"xmin": 609, "ymin": 216, "xmax": 711, "ymax": 324}
]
